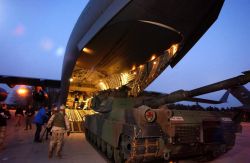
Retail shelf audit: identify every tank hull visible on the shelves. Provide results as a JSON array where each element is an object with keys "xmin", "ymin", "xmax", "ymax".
[{"xmin": 84, "ymin": 98, "xmax": 238, "ymax": 162}]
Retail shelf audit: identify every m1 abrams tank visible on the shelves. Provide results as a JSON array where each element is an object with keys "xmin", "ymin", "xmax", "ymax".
[
  {"xmin": 84, "ymin": 72, "xmax": 249, "ymax": 162},
  {"xmin": 58, "ymin": 0, "xmax": 247, "ymax": 162}
]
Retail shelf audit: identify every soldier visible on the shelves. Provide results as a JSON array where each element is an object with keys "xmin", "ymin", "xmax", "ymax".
[{"xmin": 47, "ymin": 104, "xmax": 70, "ymax": 158}]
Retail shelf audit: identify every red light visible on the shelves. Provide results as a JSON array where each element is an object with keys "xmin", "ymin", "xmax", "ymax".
[{"xmin": 144, "ymin": 110, "xmax": 156, "ymax": 123}]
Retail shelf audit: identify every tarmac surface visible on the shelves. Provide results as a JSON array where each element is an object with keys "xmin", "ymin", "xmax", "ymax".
[
  {"xmin": 0, "ymin": 111, "xmax": 249, "ymax": 163},
  {"xmin": 0, "ymin": 111, "xmax": 106, "ymax": 163}
]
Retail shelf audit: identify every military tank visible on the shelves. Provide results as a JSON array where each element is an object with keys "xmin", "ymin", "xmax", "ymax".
[
  {"xmin": 57, "ymin": 0, "xmax": 245, "ymax": 162},
  {"xmin": 84, "ymin": 72, "xmax": 249, "ymax": 162}
]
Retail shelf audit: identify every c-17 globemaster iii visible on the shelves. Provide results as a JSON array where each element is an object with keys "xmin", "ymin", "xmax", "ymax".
[{"xmin": 55, "ymin": 0, "xmax": 250, "ymax": 162}]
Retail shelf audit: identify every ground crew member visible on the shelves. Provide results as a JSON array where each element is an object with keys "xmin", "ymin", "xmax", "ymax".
[{"xmin": 47, "ymin": 104, "xmax": 70, "ymax": 158}]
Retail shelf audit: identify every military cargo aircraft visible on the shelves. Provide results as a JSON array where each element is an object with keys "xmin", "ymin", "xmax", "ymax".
[
  {"xmin": 0, "ymin": 75, "xmax": 61, "ymax": 106},
  {"xmin": 0, "ymin": 87, "xmax": 8, "ymax": 102},
  {"xmin": 59, "ymin": 0, "xmax": 225, "ymax": 104}
]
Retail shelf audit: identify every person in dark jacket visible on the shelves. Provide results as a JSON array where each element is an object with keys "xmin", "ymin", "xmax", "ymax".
[
  {"xmin": 15, "ymin": 106, "xmax": 24, "ymax": 127},
  {"xmin": 0, "ymin": 103, "xmax": 11, "ymax": 150},
  {"xmin": 24, "ymin": 105, "xmax": 35, "ymax": 130},
  {"xmin": 33, "ymin": 105, "xmax": 48, "ymax": 142}
]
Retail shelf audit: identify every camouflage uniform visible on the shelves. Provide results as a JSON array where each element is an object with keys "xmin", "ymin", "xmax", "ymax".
[{"xmin": 47, "ymin": 108, "xmax": 70, "ymax": 158}]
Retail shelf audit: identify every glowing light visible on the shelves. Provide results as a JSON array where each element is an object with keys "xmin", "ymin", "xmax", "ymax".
[
  {"xmin": 172, "ymin": 44, "xmax": 179, "ymax": 54},
  {"xmin": 99, "ymin": 82, "xmax": 108, "ymax": 90},
  {"xmin": 133, "ymin": 71, "xmax": 137, "ymax": 75},
  {"xmin": 153, "ymin": 61, "xmax": 157, "ymax": 65},
  {"xmin": 150, "ymin": 55, "xmax": 156, "ymax": 61},
  {"xmin": 168, "ymin": 44, "xmax": 179, "ymax": 56},
  {"xmin": 121, "ymin": 73, "xmax": 129, "ymax": 85},
  {"xmin": 17, "ymin": 88, "xmax": 28, "ymax": 96},
  {"xmin": 131, "ymin": 65, "xmax": 136, "ymax": 71},
  {"xmin": 69, "ymin": 78, "xmax": 73, "ymax": 82},
  {"xmin": 82, "ymin": 47, "xmax": 93, "ymax": 54},
  {"xmin": 139, "ymin": 65, "xmax": 144, "ymax": 69}
]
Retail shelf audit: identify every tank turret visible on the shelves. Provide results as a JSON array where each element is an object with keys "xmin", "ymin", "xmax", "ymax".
[{"xmin": 91, "ymin": 86, "xmax": 130, "ymax": 113}]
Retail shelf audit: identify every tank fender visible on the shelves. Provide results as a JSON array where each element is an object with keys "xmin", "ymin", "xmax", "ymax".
[{"xmin": 101, "ymin": 120, "xmax": 123, "ymax": 148}]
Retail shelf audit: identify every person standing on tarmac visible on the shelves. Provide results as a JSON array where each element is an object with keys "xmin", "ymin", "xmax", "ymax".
[
  {"xmin": 33, "ymin": 105, "xmax": 48, "ymax": 142},
  {"xmin": 0, "ymin": 103, "xmax": 11, "ymax": 151},
  {"xmin": 47, "ymin": 104, "xmax": 70, "ymax": 159},
  {"xmin": 15, "ymin": 105, "xmax": 24, "ymax": 127},
  {"xmin": 45, "ymin": 105, "xmax": 58, "ymax": 140},
  {"xmin": 24, "ymin": 105, "xmax": 35, "ymax": 130}
]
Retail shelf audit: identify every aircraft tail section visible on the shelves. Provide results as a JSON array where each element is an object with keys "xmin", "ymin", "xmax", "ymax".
[
  {"xmin": 228, "ymin": 85, "xmax": 250, "ymax": 106},
  {"xmin": 219, "ymin": 90, "xmax": 230, "ymax": 103},
  {"xmin": 184, "ymin": 90, "xmax": 229, "ymax": 104}
]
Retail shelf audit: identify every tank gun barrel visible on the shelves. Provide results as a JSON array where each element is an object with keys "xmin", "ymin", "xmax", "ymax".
[
  {"xmin": 187, "ymin": 71, "xmax": 250, "ymax": 97},
  {"xmin": 139, "ymin": 71, "xmax": 250, "ymax": 107}
]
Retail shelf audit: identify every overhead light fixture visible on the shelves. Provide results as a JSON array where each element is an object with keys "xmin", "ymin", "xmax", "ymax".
[
  {"xmin": 82, "ymin": 47, "xmax": 93, "ymax": 54},
  {"xmin": 168, "ymin": 43, "xmax": 179, "ymax": 56},
  {"xmin": 99, "ymin": 82, "xmax": 108, "ymax": 90},
  {"xmin": 131, "ymin": 65, "xmax": 136, "ymax": 71},
  {"xmin": 150, "ymin": 55, "xmax": 156, "ymax": 61},
  {"xmin": 17, "ymin": 88, "xmax": 28, "ymax": 96}
]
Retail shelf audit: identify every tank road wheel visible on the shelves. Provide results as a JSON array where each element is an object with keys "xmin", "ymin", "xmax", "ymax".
[
  {"xmin": 96, "ymin": 137, "xmax": 101, "ymax": 149},
  {"xmin": 107, "ymin": 144, "xmax": 113, "ymax": 159},
  {"xmin": 114, "ymin": 148, "xmax": 124, "ymax": 163},
  {"xmin": 101, "ymin": 140, "xmax": 107, "ymax": 153}
]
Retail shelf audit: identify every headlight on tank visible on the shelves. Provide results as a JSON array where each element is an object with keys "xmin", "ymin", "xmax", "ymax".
[{"xmin": 144, "ymin": 109, "xmax": 156, "ymax": 123}]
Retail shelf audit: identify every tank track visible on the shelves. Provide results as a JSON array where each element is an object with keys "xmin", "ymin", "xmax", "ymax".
[{"xmin": 85, "ymin": 129, "xmax": 161, "ymax": 163}]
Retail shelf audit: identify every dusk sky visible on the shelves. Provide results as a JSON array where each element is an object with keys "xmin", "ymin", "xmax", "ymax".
[{"xmin": 0, "ymin": 0, "xmax": 249, "ymax": 107}]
